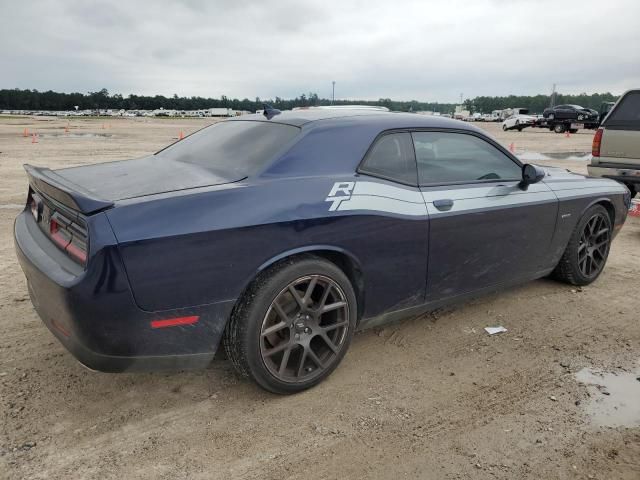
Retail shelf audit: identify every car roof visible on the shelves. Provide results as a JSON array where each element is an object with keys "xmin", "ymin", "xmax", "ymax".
[{"xmin": 228, "ymin": 108, "xmax": 478, "ymax": 131}]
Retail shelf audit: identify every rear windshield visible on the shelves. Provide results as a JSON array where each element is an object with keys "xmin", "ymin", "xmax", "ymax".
[
  {"xmin": 604, "ymin": 92, "xmax": 640, "ymax": 130},
  {"xmin": 156, "ymin": 120, "xmax": 300, "ymax": 177}
]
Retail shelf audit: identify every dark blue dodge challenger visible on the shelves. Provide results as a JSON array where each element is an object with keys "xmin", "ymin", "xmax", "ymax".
[{"xmin": 15, "ymin": 107, "xmax": 630, "ymax": 393}]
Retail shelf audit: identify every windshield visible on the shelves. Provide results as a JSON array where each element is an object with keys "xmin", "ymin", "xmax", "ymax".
[{"xmin": 156, "ymin": 120, "xmax": 300, "ymax": 177}]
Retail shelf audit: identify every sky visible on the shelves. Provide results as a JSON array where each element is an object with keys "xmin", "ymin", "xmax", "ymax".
[{"xmin": 1, "ymin": 0, "xmax": 639, "ymax": 103}]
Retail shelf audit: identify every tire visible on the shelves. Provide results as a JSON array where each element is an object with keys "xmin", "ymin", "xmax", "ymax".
[
  {"xmin": 517, "ymin": 126, "xmax": 523, "ymax": 131},
  {"xmin": 223, "ymin": 255, "xmax": 357, "ymax": 394},
  {"xmin": 552, "ymin": 204, "xmax": 612, "ymax": 286},
  {"xmin": 553, "ymin": 123, "xmax": 566, "ymax": 134},
  {"xmin": 502, "ymin": 124, "xmax": 508, "ymax": 131}
]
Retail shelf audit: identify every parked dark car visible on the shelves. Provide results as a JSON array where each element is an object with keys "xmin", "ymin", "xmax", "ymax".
[
  {"xmin": 14, "ymin": 107, "xmax": 630, "ymax": 393},
  {"xmin": 543, "ymin": 104, "xmax": 599, "ymax": 122}
]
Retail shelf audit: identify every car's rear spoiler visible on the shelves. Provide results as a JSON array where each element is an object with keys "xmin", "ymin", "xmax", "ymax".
[{"xmin": 24, "ymin": 164, "xmax": 114, "ymax": 215}]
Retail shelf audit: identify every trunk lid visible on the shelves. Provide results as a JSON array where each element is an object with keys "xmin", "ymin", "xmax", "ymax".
[{"xmin": 25, "ymin": 156, "xmax": 244, "ymax": 214}]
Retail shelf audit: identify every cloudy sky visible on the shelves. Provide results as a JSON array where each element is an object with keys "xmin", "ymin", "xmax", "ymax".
[{"xmin": 1, "ymin": 0, "xmax": 639, "ymax": 102}]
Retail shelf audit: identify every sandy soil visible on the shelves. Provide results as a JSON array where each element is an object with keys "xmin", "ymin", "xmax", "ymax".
[{"xmin": 1, "ymin": 116, "xmax": 638, "ymax": 480}]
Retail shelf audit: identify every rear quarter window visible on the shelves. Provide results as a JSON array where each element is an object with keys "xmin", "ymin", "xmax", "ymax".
[
  {"xmin": 604, "ymin": 92, "xmax": 640, "ymax": 130},
  {"xmin": 359, "ymin": 132, "xmax": 418, "ymax": 185},
  {"xmin": 156, "ymin": 120, "xmax": 300, "ymax": 177}
]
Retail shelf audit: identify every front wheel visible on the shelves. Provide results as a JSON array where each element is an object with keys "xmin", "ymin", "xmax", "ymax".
[
  {"xmin": 223, "ymin": 256, "xmax": 357, "ymax": 394},
  {"xmin": 552, "ymin": 205, "xmax": 612, "ymax": 286},
  {"xmin": 502, "ymin": 124, "xmax": 508, "ymax": 131}
]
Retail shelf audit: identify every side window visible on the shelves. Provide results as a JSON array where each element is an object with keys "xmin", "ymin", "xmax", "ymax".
[
  {"xmin": 412, "ymin": 131, "xmax": 521, "ymax": 185},
  {"xmin": 359, "ymin": 132, "xmax": 417, "ymax": 185}
]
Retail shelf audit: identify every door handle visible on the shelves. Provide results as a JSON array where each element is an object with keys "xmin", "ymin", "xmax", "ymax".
[{"xmin": 433, "ymin": 199, "xmax": 454, "ymax": 211}]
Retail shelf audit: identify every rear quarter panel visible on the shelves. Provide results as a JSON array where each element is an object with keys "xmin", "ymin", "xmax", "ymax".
[{"xmin": 106, "ymin": 176, "xmax": 429, "ymax": 319}]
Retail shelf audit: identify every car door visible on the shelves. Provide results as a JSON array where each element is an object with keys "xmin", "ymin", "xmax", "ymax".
[
  {"xmin": 557, "ymin": 105, "xmax": 573, "ymax": 120},
  {"xmin": 412, "ymin": 130, "xmax": 558, "ymax": 301}
]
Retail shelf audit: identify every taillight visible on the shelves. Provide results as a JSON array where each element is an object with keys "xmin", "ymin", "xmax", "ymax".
[
  {"xmin": 592, "ymin": 128, "xmax": 603, "ymax": 157},
  {"xmin": 49, "ymin": 212, "xmax": 88, "ymax": 266},
  {"xmin": 29, "ymin": 193, "xmax": 42, "ymax": 222}
]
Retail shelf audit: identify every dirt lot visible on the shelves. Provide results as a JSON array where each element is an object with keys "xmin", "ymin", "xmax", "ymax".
[{"xmin": 1, "ymin": 116, "xmax": 638, "ymax": 480}]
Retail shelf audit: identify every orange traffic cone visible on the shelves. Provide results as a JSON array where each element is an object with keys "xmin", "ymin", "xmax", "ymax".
[
  {"xmin": 31, "ymin": 133, "xmax": 38, "ymax": 144},
  {"xmin": 179, "ymin": 130, "xmax": 184, "ymax": 140},
  {"xmin": 509, "ymin": 142, "xmax": 515, "ymax": 153},
  {"xmin": 23, "ymin": 128, "xmax": 29, "ymax": 137}
]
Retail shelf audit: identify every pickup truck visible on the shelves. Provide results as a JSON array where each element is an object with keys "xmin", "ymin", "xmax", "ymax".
[{"xmin": 588, "ymin": 89, "xmax": 640, "ymax": 198}]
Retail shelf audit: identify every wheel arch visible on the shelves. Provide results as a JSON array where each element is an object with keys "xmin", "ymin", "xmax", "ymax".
[
  {"xmin": 582, "ymin": 197, "xmax": 615, "ymax": 225},
  {"xmin": 237, "ymin": 245, "xmax": 366, "ymax": 324}
]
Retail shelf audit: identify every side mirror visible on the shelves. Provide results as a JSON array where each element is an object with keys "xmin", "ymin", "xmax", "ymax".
[{"xmin": 521, "ymin": 164, "xmax": 545, "ymax": 188}]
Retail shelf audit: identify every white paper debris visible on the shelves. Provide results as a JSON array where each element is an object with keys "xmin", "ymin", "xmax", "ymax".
[{"xmin": 484, "ymin": 326, "xmax": 508, "ymax": 335}]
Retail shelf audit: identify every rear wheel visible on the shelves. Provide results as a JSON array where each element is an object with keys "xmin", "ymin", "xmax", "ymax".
[
  {"xmin": 553, "ymin": 123, "xmax": 566, "ymax": 134},
  {"xmin": 223, "ymin": 256, "xmax": 357, "ymax": 394},
  {"xmin": 553, "ymin": 205, "xmax": 612, "ymax": 285}
]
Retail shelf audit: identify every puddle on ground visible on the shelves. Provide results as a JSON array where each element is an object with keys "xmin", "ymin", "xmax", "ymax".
[
  {"xmin": 38, "ymin": 133, "xmax": 113, "ymax": 139},
  {"xmin": 518, "ymin": 151, "xmax": 591, "ymax": 162},
  {"xmin": 575, "ymin": 366, "xmax": 640, "ymax": 428}
]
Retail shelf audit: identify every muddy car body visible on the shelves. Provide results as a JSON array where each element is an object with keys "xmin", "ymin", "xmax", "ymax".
[{"xmin": 15, "ymin": 108, "xmax": 630, "ymax": 393}]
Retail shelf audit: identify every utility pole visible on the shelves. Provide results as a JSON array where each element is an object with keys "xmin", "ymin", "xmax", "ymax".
[
  {"xmin": 549, "ymin": 83, "xmax": 556, "ymax": 108},
  {"xmin": 460, "ymin": 93, "xmax": 463, "ymax": 105},
  {"xmin": 332, "ymin": 81, "xmax": 336, "ymax": 105}
]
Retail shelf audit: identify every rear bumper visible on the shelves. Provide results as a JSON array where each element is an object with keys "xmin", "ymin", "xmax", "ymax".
[
  {"xmin": 587, "ymin": 164, "xmax": 640, "ymax": 185},
  {"xmin": 14, "ymin": 210, "xmax": 235, "ymax": 372}
]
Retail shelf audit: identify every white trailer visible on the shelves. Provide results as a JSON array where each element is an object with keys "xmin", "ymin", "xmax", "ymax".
[{"xmin": 205, "ymin": 108, "xmax": 235, "ymax": 117}]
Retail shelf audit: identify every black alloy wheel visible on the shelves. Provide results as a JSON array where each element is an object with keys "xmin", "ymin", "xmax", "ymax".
[
  {"xmin": 552, "ymin": 204, "xmax": 612, "ymax": 286},
  {"xmin": 260, "ymin": 275, "xmax": 350, "ymax": 382},
  {"xmin": 577, "ymin": 212, "xmax": 610, "ymax": 279},
  {"xmin": 223, "ymin": 256, "xmax": 357, "ymax": 394}
]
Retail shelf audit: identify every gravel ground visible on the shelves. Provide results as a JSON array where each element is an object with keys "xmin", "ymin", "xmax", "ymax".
[{"xmin": 1, "ymin": 116, "xmax": 638, "ymax": 480}]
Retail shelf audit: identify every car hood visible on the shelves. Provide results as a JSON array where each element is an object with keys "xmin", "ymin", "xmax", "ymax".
[
  {"xmin": 538, "ymin": 165, "xmax": 585, "ymax": 179},
  {"xmin": 54, "ymin": 155, "xmax": 245, "ymax": 202}
]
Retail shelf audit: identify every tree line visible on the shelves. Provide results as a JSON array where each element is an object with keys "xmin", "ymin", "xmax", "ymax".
[
  {"xmin": 464, "ymin": 92, "xmax": 619, "ymax": 114},
  {"xmin": 0, "ymin": 88, "xmax": 619, "ymax": 114}
]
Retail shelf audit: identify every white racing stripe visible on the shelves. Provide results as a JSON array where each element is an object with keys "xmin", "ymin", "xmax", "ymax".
[
  {"xmin": 326, "ymin": 179, "xmax": 624, "ymax": 218},
  {"xmin": 553, "ymin": 185, "xmax": 626, "ymax": 200},
  {"xmin": 420, "ymin": 182, "xmax": 550, "ymax": 203},
  {"xmin": 426, "ymin": 190, "xmax": 557, "ymax": 216},
  {"xmin": 352, "ymin": 181, "xmax": 424, "ymax": 203},
  {"xmin": 546, "ymin": 179, "xmax": 626, "ymax": 192},
  {"xmin": 337, "ymin": 194, "xmax": 427, "ymax": 216}
]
